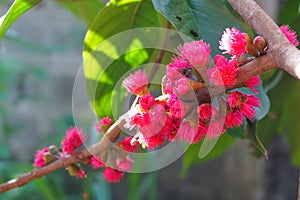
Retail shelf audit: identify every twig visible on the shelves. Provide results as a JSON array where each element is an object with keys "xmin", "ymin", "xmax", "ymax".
[
  {"xmin": 196, "ymin": 53, "xmax": 276, "ymax": 103},
  {"xmin": 0, "ymin": 118, "xmax": 125, "ymax": 193}
]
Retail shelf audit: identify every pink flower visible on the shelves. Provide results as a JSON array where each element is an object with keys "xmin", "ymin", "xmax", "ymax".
[
  {"xmin": 246, "ymin": 94, "xmax": 260, "ymax": 107},
  {"xmin": 122, "ymin": 70, "xmax": 149, "ymax": 96},
  {"xmin": 227, "ymin": 91, "xmax": 243, "ymax": 108},
  {"xmin": 139, "ymin": 94, "xmax": 155, "ymax": 110},
  {"xmin": 62, "ymin": 127, "xmax": 86, "ymax": 154},
  {"xmin": 168, "ymin": 57, "xmax": 189, "ymax": 69},
  {"xmin": 198, "ymin": 103, "xmax": 217, "ymax": 121},
  {"xmin": 118, "ymin": 137, "xmax": 137, "ymax": 152},
  {"xmin": 208, "ymin": 55, "xmax": 238, "ymax": 86},
  {"xmin": 219, "ymin": 27, "xmax": 247, "ymax": 57},
  {"xmin": 245, "ymin": 75, "xmax": 261, "ymax": 93},
  {"xmin": 225, "ymin": 111, "xmax": 244, "ymax": 128},
  {"xmin": 166, "ymin": 66, "xmax": 181, "ymax": 82},
  {"xmin": 193, "ymin": 120, "xmax": 207, "ymax": 143},
  {"xmin": 90, "ymin": 156, "xmax": 105, "ymax": 169},
  {"xmin": 167, "ymin": 94, "xmax": 183, "ymax": 119},
  {"xmin": 227, "ymin": 91, "xmax": 260, "ymax": 120},
  {"xmin": 95, "ymin": 117, "xmax": 113, "ymax": 132},
  {"xmin": 176, "ymin": 120, "xmax": 198, "ymax": 143},
  {"xmin": 83, "ymin": 189, "xmax": 88, "ymax": 199},
  {"xmin": 174, "ymin": 77, "xmax": 190, "ymax": 95},
  {"xmin": 280, "ymin": 25, "xmax": 299, "ymax": 46},
  {"xmin": 206, "ymin": 120, "xmax": 224, "ymax": 139},
  {"xmin": 160, "ymin": 116, "xmax": 174, "ymax": 138},
  {"xmin": 130, "ymin": 112, "xmax": 151, "ymax": 127},
  {"xmin": 241, "ymin": 94, "xmax": 260, "ymax": 119},
  {"xmin": 103, "ymin": 167, "xmax": 124, "ymax": 183},
  {"xmin": 140, "ymin": 104, "xmax": 167, "ymax": 138},
  {"xmin": 146, "ymin": 134, "xmax": 166, "ymax": 150},
  {"xmin": 33, "ymin": 147, "xmax": 49, "ymax": 167},
  {"xmin": 116, "ymin": 156, "xmax": 135, "ymax": 171},
  {"xmin": 240, "ymin": 102, "xmax": 256, "ymax": 119},
  {"xmin": 177, "ymin": 40, "xmax": 211, "ymax": 67},
  {"xmin": 77, "ymin": 169, "xmax": 87, "ymax": 179}
]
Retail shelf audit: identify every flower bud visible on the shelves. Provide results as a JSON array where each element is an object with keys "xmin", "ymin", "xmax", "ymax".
[
  {"xmin": 253, "ymin": 36, "xmax": 267, "ymax": 55},
  {"xmin": 161, "ymin": 75, "xmax": 167, "ymax": 94},
  {"xmin": 244, "ymin": 33, "xmax": 257, "ymax": 57},
  {"xmin": 67, "ymin": 164, "xmax": 79, "ymax": 176},
  {"xmin": 43, "ymin": 152, "xmax": 56, "ymax": 165}
]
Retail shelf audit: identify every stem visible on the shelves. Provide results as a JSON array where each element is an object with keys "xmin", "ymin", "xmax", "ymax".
[
  {"xmin": 195, "ymin": 52, "xmax": 276, "ymax": 103},
  {"xmin": 0, "ymin": 118, "xmax": 125, "ymax": 193}
]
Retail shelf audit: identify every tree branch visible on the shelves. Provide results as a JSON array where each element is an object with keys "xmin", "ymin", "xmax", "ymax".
[
  {"xmin": 227, "ymin": 0, "xmax": 300, "ymax": 80},
  {"xmin": 1, "ymin": 0, "xmax": 300, "ymax": 194},
  {"xmin": 196, "ymin": 53, "xmax": 276, "ymax": 103},
  {"xmin": 0, "ymin": 118, "xmax": 125, "ymax": 193}
]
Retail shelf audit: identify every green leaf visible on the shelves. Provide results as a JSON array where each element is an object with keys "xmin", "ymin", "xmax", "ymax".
[
  {"xmin": 0, "ymin": 0, "xmax": 42, "ymax": 40},
  {"xmin": 280, "ymin": 76, "xmax": 300, "ymax": 167},
  {"xmin": 244, "ymin": 120, "xmax": 268, "ymax": 158},
  {"xmin": 256, "ymin": 72, "xmax": 300, "ymax": 167},
  {"xmin": 181, "ymin": 133, "xmax": 235, "ymax": 176},
  {"xmin": 83, "ymin": 0, "xmax": 165, "ymax": 117},
  {"xmin": 254, "ymin": 74, "xmax": 286, "ymax": 157},
  {"xmin": 127, "ymin": 173, "xmax": 158, "ymax": 200},
  {"xmin": 57, "ymin": 0, "xmax": 104, "ymax": 27},
  {"xmin": 152, "ymin": 0, "xmax": 251, "ymax": 55},
  {"xmin": 279, "ymin": 0, "xmax": 300, "ymax": 34}
]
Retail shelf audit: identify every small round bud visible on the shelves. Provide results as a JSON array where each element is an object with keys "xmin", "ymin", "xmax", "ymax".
[
  {"xmin": 43, "ymin": 152, "xmax": 56, "ymax": 165},
  {"xmin": 253, "ymin": 36, "xmax": 267, "ymax": 55},
  {"xmin": 244, "ymin": 33, "xmax": 258, "ymax": 57}
]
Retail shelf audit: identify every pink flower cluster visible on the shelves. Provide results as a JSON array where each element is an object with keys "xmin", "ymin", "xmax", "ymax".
[
  {"xmin": 88, "ymin": 137, "xmax": 136, "ymax": 183},
  {"xmin": 32, "ymin": 25, "xmax": 299, "ymax": 188},
  {"xmin": 95, "ymin": 116, "xmax": 113, "ymax": 133},
  {"xmin": 33, "ymin": 147, "xmax": 50, "ymax": 167},
  {"xmin": 33, "ymin": 127, "xmax": 88, "ymax": 179},
  {"xmin": 122, "ymin": 26, "xmax": 271, "ymax": 146},
  {"xmin": 122, "ymin": 70, "xmax": 149, "ymax": 96},
  {"xmin": 62, "ymin": 127, "xmax": 86, "ymax": 154},
  {"xmin": 33, "ymin": 124, "xmax": 137, "ymax": 183}
]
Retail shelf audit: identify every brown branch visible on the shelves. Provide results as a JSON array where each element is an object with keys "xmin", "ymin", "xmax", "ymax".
[
  {"xmin": 2, "ymin": 0, "xmax": 300, "ymax": 194},
  {"xmin": 227, "ymin": 0, "xmax": 300, "ymax": 80},
  {"xmin": 0, "ymin": 118, "xmax": 125, "ymax": 193},
  {"xmin": 196, "ymin": 53, "xmax": 276, "ymax": 103}
]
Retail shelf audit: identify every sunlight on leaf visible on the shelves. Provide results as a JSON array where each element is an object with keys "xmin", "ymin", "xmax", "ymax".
[
  {"xmin": 83, "ymin": 0, "xmax": 163, "ymax": 117},
  {"xmin": 0, "ymin": 0, "xmax": 42, "ymax": 40}
]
